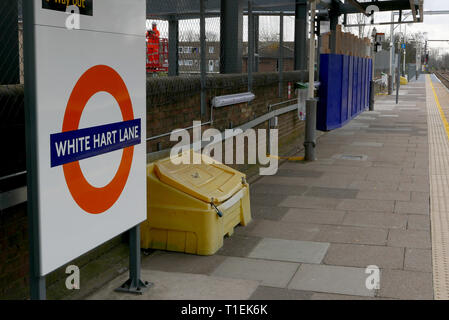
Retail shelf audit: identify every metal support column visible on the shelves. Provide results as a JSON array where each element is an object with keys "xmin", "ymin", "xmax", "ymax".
[
  {"xmin": 396, "ymin": 51, "xmax": 400, "ymax": 104},
  {"xmin": 305, "ymin": 99, "xmax": 317, "ymax": 161},
  {"xmin": 416, "ymin": 42, "xmax": 420, "ymax": 80},
  {"xmin": 220, "ymin": 0, "xmax": 243, "ymax": 73},
  {"xmin": 305, "ymin": 0, "xmax": 317, "ymax": 162},
  {"xmin": 369, "ymin": 81, "xmax": 375, "ymax": 111},
  {"xmin": 0, "ymin": 0, "xmax": 20, "ymax": 84},
  {"xmin": 254, "ymin": 14, "xmax": 259, "ymax": 72},
  {"xmin": 115, "ymin": 225, "xmax": 152, "ymax": 294},
  {"xmin": 200, "ymin": 0, "xmax": 207, "ymax": 116},
  {"xmin": 23, "ymin": 0, "xmax": 46, "ymax": 300},
  {"xmin": 389, "ymin": 11, "xmax": 394, "ymax": 94},
  {"xmin": 168, "ymin": 17, "xmax": 179, "ymax": 77},
  {"xmin": 294, "ymin": 0, "xmax": 307, "ymax": 70},
  {"xmin": 316, "ymin": 18, "xmax": 321, "ymax": 76},
  {"xmin": 278, "ymin": 11, "xmax": 284, "ymax": 97},
  {"xmin": 248, "ymin": 1, "xmax": 254, "ymax": 92},
  {"xmin": 369, "ymin": 29, "xmax": 375, "ymax": 111},
  {"xmin": 329, "ymin": 12, "xmax": 338, "ymax": 54}
]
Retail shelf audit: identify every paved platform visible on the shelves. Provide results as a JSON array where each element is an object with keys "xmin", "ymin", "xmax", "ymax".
[{"xmin": 88, "ymin": 74, "xmax": 448, "ymax": 300}]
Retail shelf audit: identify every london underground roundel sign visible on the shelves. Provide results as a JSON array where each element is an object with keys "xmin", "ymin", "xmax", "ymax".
[
  {"xmin": 51, "ymin": 65, "xmax": 138, "ymax": 214},
  {"xmin": 29, "ymin": 0, "xmax": 146, "ymax": 276}
]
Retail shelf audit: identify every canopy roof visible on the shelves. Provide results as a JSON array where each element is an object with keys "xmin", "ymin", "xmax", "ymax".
[{"xmin": 147, "ymin": 0, "xmax": 424, "ymax": 21}]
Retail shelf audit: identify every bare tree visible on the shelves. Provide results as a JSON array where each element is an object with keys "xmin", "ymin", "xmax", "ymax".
[
  {"xmin": 206, "ymin": 31, "xmax": 219, "ymax": 42},
  {"xmin": 259, "ymin": 29, "xmax": 280, "ymax": 42},
  {"xmin": 345, "ymin": 13, "xmax": 373, "ymax": 39},
  {"xmin": 181, "ymin": 29, "xmax": 200, "ymax": 41}
]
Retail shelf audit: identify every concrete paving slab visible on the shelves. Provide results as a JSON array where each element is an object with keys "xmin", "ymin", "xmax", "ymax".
[
  {"xmin": 348, "ymin": 180, "xmax": 399, "ymax": 191},
  {"xmin": 411, "ymin": 191, "xmax": 430, "ymax": 202},
  {"xmin": 404, "ymin": 248, "xmax": 432, "ymax": 273},
  {"xmin": 356, "ymin": 190, "xmax": 410, "ymax": 201},
  {"xmin": 86, "ymin": 270, "xmax": 259, "ymax": 300},
  {"xmin": 342, "ymin": 212, "xmax": 407, "ymax": 229},
  {"xmin": 249, "ymin": 286, "xmax": 312, "ymax": 300},
  {"xmin": 378, "ymin": 269, "xmax": 433, "ymax": 300},
  {"xmin": 141, "ymin": 251, "xmax": 226, "ymax": 275},
  {"xmin": 314, "ymin": 225, "xmax": 388, "ymax": 246},
  {"xmin": 211, "ymin": 257, "xmax": 299, "ymax": 288},
  {"xmin": 238, "ymin": 219, "xmax": 321, "ymax": 242},
  {"xmin": 251, "ymin": 183, "xmax": 308, "ymax": 196},
  {"xmin": 351, "ymin": 142, "xmax": 383, "ymax": 147},
  {"xmin": 398, "ymin": 182, "xmax": 430, "ymax": 193},
  {"xmin": 323, "ymin": 243, "xmax": 404, "ymax": 269},
  {"xmin": 387, "ymin": 229, "xmax": 431, "ymax": 249},
  {"xmin": 248, "ymin": 238, "xmax": 329, "ymax": 264},
  {"xmin": 281, "ymin": 208, "xmax": 346, "ymax": 225},
  {"xmin": 288, "ymin": 264, "xmax": 376, "ymax": 297},
  {"xmin": 394, "ymin": 200, "xmax": 429, "ymax": 215},
  {"xmin": 310, "ymin": 292, "xmax": 389, "ymax": 300},
  {"xmin": 250, "ymin": 205, "xmax": 290, "ymax": 221},
  {"xmin": 280, "ymin": 196, "xmax": 342, "ymax": 210},
  {"xmin": 283, "ymin": 162, "xmax": 363, "ymax": 174},
  {"xmin": 276, "ymin": 169, "xmax": 323, "ymax": 178},
  {"xmin": 337, "ymin": 199, "xmax": 395, "ymax": 213},
  {"xmin": 217, "ymin": 235, "xmax": 262, "ymax": 258},
  {"xmin": 250, "ymin": 194, "xmax": 288, "ymax": 207},
  {"xmin": 366, "ymin": 172, "xmax": 401, "ymax": 182},
  {"xmin": 304, "ymin": 187, "xmax": 359, "ymax": 199},
  {"xmin": 407, "ymin": 214, "xmax": 430, "ymax": 231}
]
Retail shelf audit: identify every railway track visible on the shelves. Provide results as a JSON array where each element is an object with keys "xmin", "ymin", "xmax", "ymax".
[{"xmin": 435, "ymin": 71, "xmax": 449, "ymax": 89}]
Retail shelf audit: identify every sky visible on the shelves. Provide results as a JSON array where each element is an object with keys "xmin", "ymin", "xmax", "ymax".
[{"xmin": 147, "ymin": 0, "xmax": 449, "ymax": 55}]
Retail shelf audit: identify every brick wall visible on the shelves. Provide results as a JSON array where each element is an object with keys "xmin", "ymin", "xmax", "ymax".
[
  {"xmin": 242, "ymin": 58, "xmax": 295, "ymax": 73},
  {"xmin": 146, "ymin": 71, "xmax": 307, "ymax": 153},
  {"xmin": 0, "ymin": 70, "xmax": 308, "ymax": 299}
]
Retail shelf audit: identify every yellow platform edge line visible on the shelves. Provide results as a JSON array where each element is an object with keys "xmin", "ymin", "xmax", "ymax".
[
  {"xmin": 268, "ymin": 155, "xmax": 305, "ymax": 161},
  {"xmin": 429, "ymin": 74, "xmax": 449, "ymax": 140},
  {"xmin": 427, "ymin": 74, "xmax": 449, "ymax": 299}
]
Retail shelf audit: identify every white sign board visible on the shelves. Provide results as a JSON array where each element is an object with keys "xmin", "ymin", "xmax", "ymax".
[{"xmin": 29, "ymin": 0, "xmax": 146, "ymax": 275}]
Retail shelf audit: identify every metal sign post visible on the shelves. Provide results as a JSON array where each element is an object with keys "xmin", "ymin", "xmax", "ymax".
[
  {"xmin": 23, "ymin": 0, "xmax": 147, "ymax": 299},
  {"xmin": 115, "ymin": 225, "xmax": 151, "ymax": 294},
  {"xmin": 23, "ymin": 0, "xmax": 46, "ymax": 301},
  {"xmin": 396, "ymin": 52, "xmax": 401, "ymax": 104},
  {"xmin": 305, "ymin": 0, "xmax": 317, "ymax": 162}
]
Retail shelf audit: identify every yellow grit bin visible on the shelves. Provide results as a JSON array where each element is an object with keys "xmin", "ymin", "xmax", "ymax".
[{"xmin": 141, "ymin": 151, "xmax": 252, "ymax": 255}]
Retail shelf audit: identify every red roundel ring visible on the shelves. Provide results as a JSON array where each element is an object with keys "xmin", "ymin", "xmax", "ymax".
[{"xmin": 62, "ymin": 65, "xmax": 135, "ymax": 214}]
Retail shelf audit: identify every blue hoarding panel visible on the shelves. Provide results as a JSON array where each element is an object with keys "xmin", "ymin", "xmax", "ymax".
[
  {"xmin": 357, "ymin": 57, "xmax": 363, "ymax": 113},
  {"xmin": 317, "ymin": 54, "xmax": 343, "ymax": 131},
  {"xmin": 360, "ymin": 58, "xmax": 364, "ymax": 111},
  {"xmin": 341, "ymin": 55, "xmax": 350, "ymax": 125},
  {"xmin": 317, "ymin": 54, "xmax": 373, "ymax": 131},
  {"xmin": 367, "ymin": 59, "xmax": 372, "ymax": 106},
  {"xmin": 348, "ymin": 55, "xmax": 353, "ymax": 119},
  {"xmin": 352, "ymin": 57, "xmax": 358, "ymax": 116}
]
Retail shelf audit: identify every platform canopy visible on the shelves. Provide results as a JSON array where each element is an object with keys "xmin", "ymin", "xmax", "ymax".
[{"xmin": 147, "ymin": 0, "xmax": 424, "ymax": 21}]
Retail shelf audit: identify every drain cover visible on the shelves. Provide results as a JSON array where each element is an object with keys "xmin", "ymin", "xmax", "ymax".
[
  {"xmin": 334, "ymin": 154, "xmax": 368, "ymax": 161},
  {"xmin": 341, "ymin": 155, "xmax": 364, "ymax": 160}
]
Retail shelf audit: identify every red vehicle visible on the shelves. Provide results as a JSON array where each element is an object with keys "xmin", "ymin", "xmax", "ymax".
[{"xmin": 146, "ymin": 23, "xmax": 168, "ymax": 73}]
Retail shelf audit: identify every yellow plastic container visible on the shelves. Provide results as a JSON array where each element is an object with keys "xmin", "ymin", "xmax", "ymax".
[
  {"xmin": 141, "ymin": 152, "xmax": 252, "ymax": 255},
  {"xmin": 400, "ymin": 76, "xmax": 408, "ymax": 85}
]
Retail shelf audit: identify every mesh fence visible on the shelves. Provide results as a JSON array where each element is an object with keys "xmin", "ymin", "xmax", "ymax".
[
  {"xmin": 146, "ymin": 1, "xmax": 294, "ymax": 77},
  {"xmin": 0, "ymin": 0, "xmax": 26, "ymax": 192}
]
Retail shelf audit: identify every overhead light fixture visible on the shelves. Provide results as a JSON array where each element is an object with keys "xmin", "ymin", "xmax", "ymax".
[{"xmin": 212, "ymin": 92, "xmax": 255, "ymax": 108}]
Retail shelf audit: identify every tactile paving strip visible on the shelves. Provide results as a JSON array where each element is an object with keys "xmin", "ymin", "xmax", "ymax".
[{"xmin": 426, "ymin": 75, "xmax": 449, "ymax": 300}]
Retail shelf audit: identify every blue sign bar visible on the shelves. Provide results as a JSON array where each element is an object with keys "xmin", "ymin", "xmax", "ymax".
[{"xmin": 50, "ymin": 119, "xmax": 141, "ymax": 167}]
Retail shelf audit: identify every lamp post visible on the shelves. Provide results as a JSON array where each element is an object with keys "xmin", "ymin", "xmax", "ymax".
[{"xmin": 304, "ymin": 0, "xmax": 317, "ymax": 161}]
